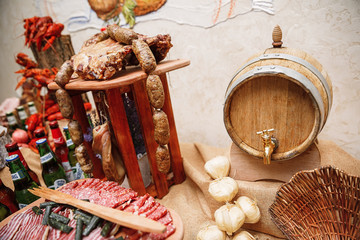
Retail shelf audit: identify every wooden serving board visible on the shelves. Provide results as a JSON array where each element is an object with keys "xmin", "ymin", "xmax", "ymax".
[{"xmin": 0, "ymin": 184, "xmax": 184, "ymax": 240}]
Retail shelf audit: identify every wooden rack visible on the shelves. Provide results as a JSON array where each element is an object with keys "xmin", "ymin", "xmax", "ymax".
[{"xmin": 48, "ymin": 59, "xmax": 189, "ymax": 198}]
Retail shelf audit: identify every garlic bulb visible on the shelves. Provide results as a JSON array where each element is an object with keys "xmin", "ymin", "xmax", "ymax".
[
  {"xmin": 214, "ymin": 203, "xmax": 245, "ymax": 235},
  {"xmin": 232, "ymin": 231, "xmax": 256, "ymax": 240},
  {"xmin": 204, "ymin": 155, "xmax": 230, "ymax": 179},
  {"xmin": 196, "ymin": 225, "xmax": 226, "ymax": 240},
  {"xmin": 208, "ymin": 177, "xmax": 239, "ymax": 202},
  {"xmin": 235, "ymin": 196, "xmax": 261, "ymax": 224}
]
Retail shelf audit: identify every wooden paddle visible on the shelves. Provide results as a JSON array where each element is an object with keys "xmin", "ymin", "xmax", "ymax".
[{"xmin": 28, "ymin": 186, "xmax": 166, "ymax": 234}]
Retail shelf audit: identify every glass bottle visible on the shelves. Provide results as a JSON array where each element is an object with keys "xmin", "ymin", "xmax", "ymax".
[
  {"xmin": 36, "ymin": 138, "xmax": 67, "ymax": 189},
  {"xmin": 27, "ymin": 101, "xmax": 38, "ymax": 115},
  {"xmin": 34, "ymin": 128, "xmax": 47, "ymax": 140},
  {"xmin": 49, "ymin": 121, "xmax": 75, "ymax": 182},
  {"xmin": 5, "ymin": 142, "xmax": 40, "ymax": 185},
  {"xmin": 0, "ymin": 178, "xmax": 19, "ymax": 214},
  {"xmin": 0, "ymin": 202, "xmax": 11, "ymax": 221},
  {"xmin": 5, "ymin": 154, "xmax": 39, "ymax": 209},
  {"xmin": 6, "ymin": 112, "xmax": 20, "ymax": 130},
  {"xmin": 16, "ymin": 106, "xmax": 28, "ymax": 130},
  {"xmin": 63, "ymin": 126, "xmax": 83, "ymax": 180}
]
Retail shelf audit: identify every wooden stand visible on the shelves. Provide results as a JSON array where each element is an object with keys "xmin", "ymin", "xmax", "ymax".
[
  {"xmin": 48, "ymin": 59, "xmax": 189, "ymax": 198},
  {"xmin": 228, "ymin": 142, "xmax": 321, "ymax": 182}
]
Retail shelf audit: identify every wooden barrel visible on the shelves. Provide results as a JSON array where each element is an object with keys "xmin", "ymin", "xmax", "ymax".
[{"xmin": 224, "ymin": 46, "xmax": 332, "ymax": 161}]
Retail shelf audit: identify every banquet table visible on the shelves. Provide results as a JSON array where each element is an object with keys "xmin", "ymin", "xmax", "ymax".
[{"xmin": 1, "ymin": 139, "xmax": 359, "ymax": 239}]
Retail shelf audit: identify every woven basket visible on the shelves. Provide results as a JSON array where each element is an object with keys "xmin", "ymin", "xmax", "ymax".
[{"xmin": 269, "ymin": 166, "xmax": 360, "ymax": 239}]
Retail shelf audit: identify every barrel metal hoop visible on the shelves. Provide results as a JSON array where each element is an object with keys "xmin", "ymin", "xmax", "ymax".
[
  {"xmin": 227, "ymin": 53, "xmax": 332, "ymax": 110},
  {"xmin": 225, "ymin": 65, "xmax": 325, "ymax": 128}
]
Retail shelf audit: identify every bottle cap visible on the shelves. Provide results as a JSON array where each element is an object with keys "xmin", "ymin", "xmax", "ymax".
[
  {"xmin": 6, "ymin": 154, "xmax": 19, "ymax": 162},
  {"xmin": 5, "ymin": 142, "xmax": 18, "ymax": 152},
  {"xmin": 49, "ymin": 121, "xmax": 59, "ymax": 129},
  {"xmin": 16, "ymin": 106, "xmax": 24, "ymax": 111},
  {"xmin": 36, "ymin": 138, "xmax": 47, "ymax": 145},
  {"xmin": 63, "ymin": 126, "xmax": 68, "ymax": 130},
  {"xmin": 34, "ymin": 128, "xmax": 45, "ymax": 138},
  {"xmin": 28, "ymin": 101, "xmax": 35, "ymax": 106}
]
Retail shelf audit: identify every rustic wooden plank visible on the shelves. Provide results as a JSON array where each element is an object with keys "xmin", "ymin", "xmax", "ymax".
[
  {"xmin": 48, "ymin": 59, "xmax": 190, "ymax": 91},
  {"xmin": 71, "ymin": 94, "xmax": 105, "ymax": 179},
  {"xmin": 159, "ymin": 74, "xmax": 185, "ymax": 184},
  {"xmin": 132, "ymin": 80, "xmax": 169, "ymax": 198},
  {"xmin": 31, "ymin": 35, "xmax": 75, "ymax": 69},
  {"xmin": 105, "ymin": 88, "xmax": 146, "ymax": 195}
]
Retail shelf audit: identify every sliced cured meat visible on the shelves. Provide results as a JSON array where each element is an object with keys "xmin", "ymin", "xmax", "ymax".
[
  {"xmin": 102, "ymin": 181, "xmax": 118, "ymax": 191},
  {"xmin": 107, "ymin": 185, "xmax": 125, "ymax": 193},
  {"xmin": 27, "ymin": 224, "xmax": 48, "ymax": 239},
  {"xmin": 1, "ymin": 179, "xmax": 175, "ymax": 240},
  {"xmin": 140, "ymin": 202, "xmax": 160, "ymax": 218},
  {"xmin": 0, "ymin": 211, "xmax": 26, "ymax": 239},
  {"xmin": 158, "ymin": 211, "xmax": 173, "ymax": 226},
  {"xmin": 137, "ymin": 196, "xmax": 155, "ymax": 215},
  {"xmin": 146, "ymin": 224, "xmax": 176, "ymax": 240},
  {"xmin": 148, "ymin": 205, "xmax": 168, "ymax": 221},
  {"xmin": 124, "ymin": 194, "xmax": 150, "ymax": 213}
]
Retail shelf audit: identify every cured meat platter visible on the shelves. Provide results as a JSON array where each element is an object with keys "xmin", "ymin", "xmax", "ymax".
[{"xmin": 0, "ymin": 179, "xmax": 184, "ymax": 240}]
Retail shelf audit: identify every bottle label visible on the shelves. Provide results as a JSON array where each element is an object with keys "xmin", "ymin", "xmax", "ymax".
[
  {"xmin": 65, "ymin": 170, "xmax": 75, "ymax": 182},
  {"xmin": 54, "ymin": 179, "xmax": 66, "ymax": 189},
  {"xmin": 62, "ymin": 161, "xmax": 75, "ymax": 181},
  {"xmin": 18, "ymin": 203, "xmax": 28, "ymax": 209},
  {"xmin": 29, "ymin": 106, "xmax": 37, "ymax": 115},
  {"xmin": 18, "ymin": 111, "xmax": 27, "ymax": 120},
  {"xmin": 40, "ymin": 153, "xmax": 53, "ymax": 164},
  {"xmin": 66, "ymin": 139, "xmax": 74, "ymax": 147},
  {"xmin": 7, "ymin": 115, "xmax": 17, "ymax": 125},
  {"xmin": 53, "ymin": 136, "xmax": 66, "ymax": 145},
  {"xmin": 11, "ymin": 170, "xmax": 26, "ymax": 181},
  {"xmin": 73, "ymin": 163, "xmax": 84, "ymax": 180},
  {"xmin": 61, "ymin": 161, "xmax": 71, "ymax": 171}
]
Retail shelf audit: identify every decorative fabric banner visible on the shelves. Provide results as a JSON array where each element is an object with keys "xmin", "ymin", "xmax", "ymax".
[{"xmin": 36, "ymin": 0, "xmax": 274, "ymax": 32}]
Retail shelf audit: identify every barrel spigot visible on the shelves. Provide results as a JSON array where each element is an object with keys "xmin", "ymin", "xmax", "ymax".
[{"xmin": 256, "ymin": 129, "xmax": 278, "ymax": 164}]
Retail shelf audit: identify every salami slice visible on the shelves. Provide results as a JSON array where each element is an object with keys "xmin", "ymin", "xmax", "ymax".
[
  {"xmin": 148, "ymin": 205, "xmax": 168, "ymax": 221},
  {"xmin": 137, "ymin": 196, "xmax": 155, "ymax": 215},
  {"xmin": 124, "ymin": 194, "xmax": 150, "ymax": 213},
  {"xmin": 158, "ymin": 211, "xmax": 173, "ymax": 225}
]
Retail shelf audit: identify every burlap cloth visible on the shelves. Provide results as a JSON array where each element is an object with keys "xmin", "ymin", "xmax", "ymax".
[{"xmin": 1, "ymin": 140, "xmax": 359, "ymax": 239}]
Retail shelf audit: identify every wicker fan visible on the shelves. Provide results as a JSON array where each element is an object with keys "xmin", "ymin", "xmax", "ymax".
[{"xmin": 269, "ymin": 166, "xmax": 360, "ymax": 239}]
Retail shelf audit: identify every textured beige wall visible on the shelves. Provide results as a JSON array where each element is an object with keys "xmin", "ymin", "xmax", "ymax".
[{"xmin": 1, "ymin": 0, "xmax": 359, "ymax": 158}]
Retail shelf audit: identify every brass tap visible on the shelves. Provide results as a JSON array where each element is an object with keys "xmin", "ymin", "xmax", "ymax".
[{"xmin": 256, "ymin": 129, "xmax": 278, "ymax": 164}]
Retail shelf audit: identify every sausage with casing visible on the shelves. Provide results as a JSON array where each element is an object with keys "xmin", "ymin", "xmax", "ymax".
[
  {"xmin": 153, "ymin": 110, "xmax": 170, "ymax": 145},
  {"xmin": 54, "ymin": 60, "xmax": 74, "ymax": 88},
  {"xmin": 146, "ymin": 74, "xmax": 165, "ymax": 109},
  {"xmin": 156, "ymin": 145, "xmax": 171, "ymax": 174},
  {"xmin": 107, "ymin": 24, "xmax": 138, "ymax": 45},
  {"xmin": 55, "ymin": 88, "xmax": 74, "ymax": 119},
  {"xmin": 132, "ymin": 39, "xmax": 156, "ymax": 74},
  {"xmin": 83, "ymin": 30, "xmax": 109, "ymax": 47},
  {"xmin": 68, "ymin": 119, "xmax": 84, "ymax": 146},
  {"xmin": 75, "ymin": 143, "xmax": 93, "ymax": 174}
]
